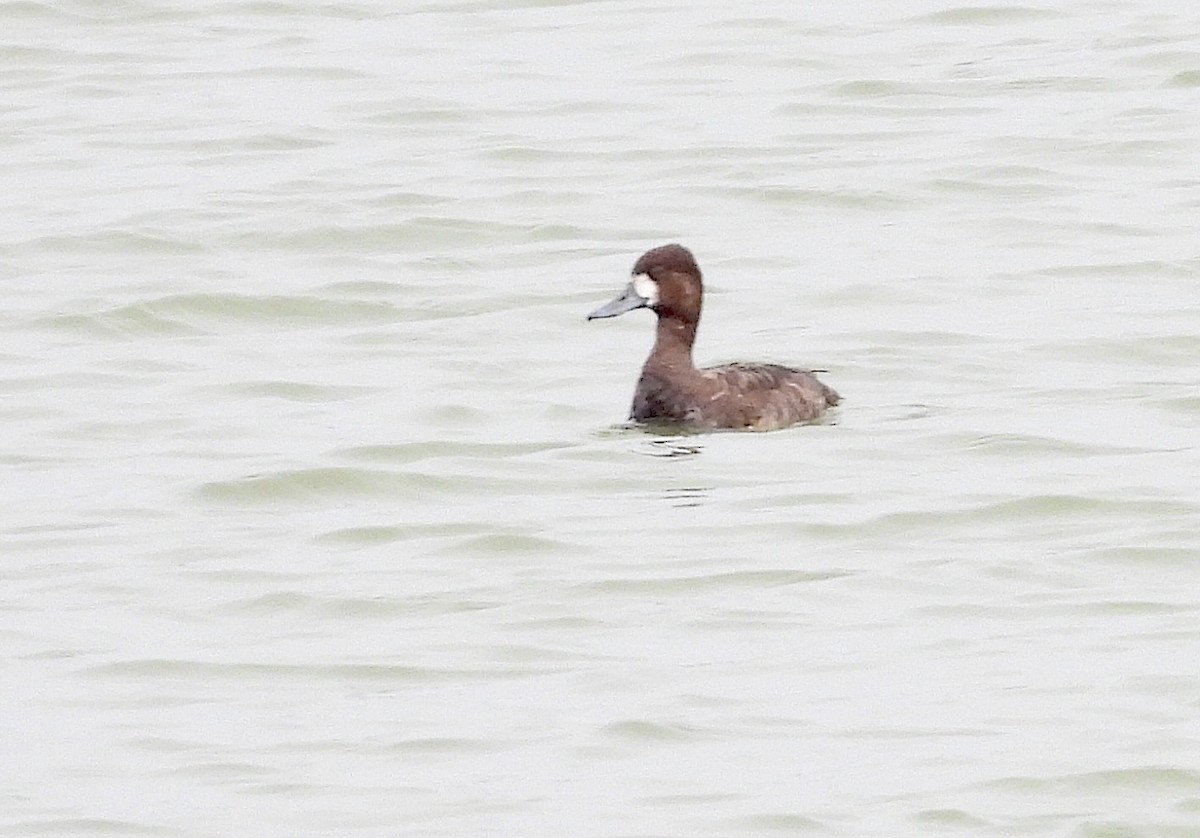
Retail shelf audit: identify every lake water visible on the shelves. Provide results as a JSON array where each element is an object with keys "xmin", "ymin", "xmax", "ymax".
[{"xmin": 3, "ymin": 1, "xmax": 1200, "ymax": 835}]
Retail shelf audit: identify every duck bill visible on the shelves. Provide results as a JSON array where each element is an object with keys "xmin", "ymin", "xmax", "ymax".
[{"xmin": 587, "ymin": 283, "xmax": 649, "ymax": 320}]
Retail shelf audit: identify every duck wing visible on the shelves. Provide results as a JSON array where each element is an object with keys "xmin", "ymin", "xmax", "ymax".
[{"xmin": 701, "ymin": 362, "xmax": 840, "ymax": 430}]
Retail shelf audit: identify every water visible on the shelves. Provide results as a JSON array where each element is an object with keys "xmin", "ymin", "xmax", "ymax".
[{"xmin": 3, "ymin": 1, "xmax": 1200, "ymax": 835}]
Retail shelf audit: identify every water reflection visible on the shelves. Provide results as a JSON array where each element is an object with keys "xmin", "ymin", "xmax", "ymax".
[
  {"xmin": 639, "ymin": 437, "xmax": 704, "ymax": 458},
  {"xmin": 661, "ymin": 485, "xmax": 711, "ymax": 507},
  {"xmin": 593, "ymin": 423, "xmax": 707, "ymax": 457}
]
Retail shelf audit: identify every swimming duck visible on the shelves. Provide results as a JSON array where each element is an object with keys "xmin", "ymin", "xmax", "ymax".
[{"xmin": 588, "ymin": 244, "xmax": 840, "ymax": 431}]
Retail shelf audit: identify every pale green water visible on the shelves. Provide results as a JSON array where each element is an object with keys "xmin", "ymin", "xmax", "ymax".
[{"xmin": 3, "ymin": 1, "xmax": 1200, "ymax": 836}]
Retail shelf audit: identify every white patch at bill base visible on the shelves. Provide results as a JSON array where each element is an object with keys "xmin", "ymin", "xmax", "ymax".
[{"xmin": 632, "ymin": 273, "xmax": 659, "ymax": 307}]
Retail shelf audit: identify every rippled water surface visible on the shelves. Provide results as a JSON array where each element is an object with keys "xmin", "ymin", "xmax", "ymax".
[{"xmin": 4, "ymin": 1, "xmax": 1200, "ymax": 835}]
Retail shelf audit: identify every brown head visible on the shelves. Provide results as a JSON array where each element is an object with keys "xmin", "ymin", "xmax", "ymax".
[{"xmin": 587, "ymin": 245, "xmax": 705, "ymax": 346}]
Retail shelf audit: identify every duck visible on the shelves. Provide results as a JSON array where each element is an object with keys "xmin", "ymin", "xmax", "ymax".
[{"xmin": 588, "ymin": 244, "xmax": 840, "ymax": 431}]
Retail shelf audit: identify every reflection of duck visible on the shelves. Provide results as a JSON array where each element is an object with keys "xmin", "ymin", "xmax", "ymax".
[{"xmin": 589, "ymin": 244, "xmax": 840, "ymax": 431}]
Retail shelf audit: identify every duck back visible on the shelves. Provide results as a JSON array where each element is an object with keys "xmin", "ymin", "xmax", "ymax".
[{"xmin": 633, "ymin": 361, "xmax": 840, "ymax": 431}]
